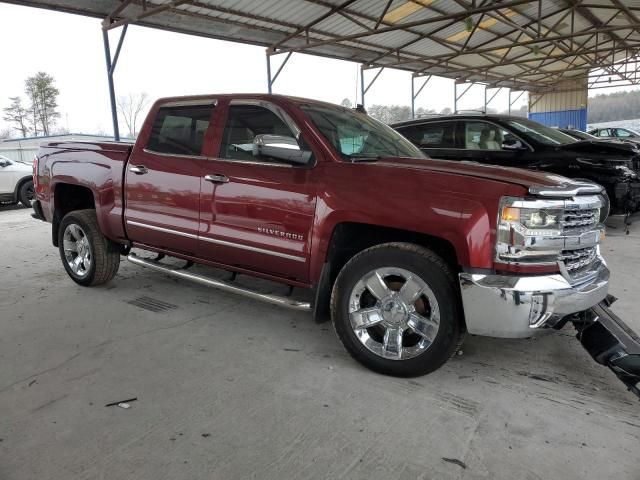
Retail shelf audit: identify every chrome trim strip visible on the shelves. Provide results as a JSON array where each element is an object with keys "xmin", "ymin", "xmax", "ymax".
[
  {"xmin": 529, "ymin": 183, "xmax": 603, "ymax": 197},
  {"xmin": 142, "ymin": 148, "xmax": 208, "ymax": 160},
  {"xmin": 126, "ymin": 220, "xmax": 306, "ymax": 262},
  {"xmin": 128, "ymin": 253, "xmax": 311, "ymax": 312},
  {"xmin": 160, "ymin": 99, "xmax": 217, "ymax": 108},
  {"xmin": 127, "ymin": 220, "xmax": 198, "ymax": 239},
  {"xmin": 203, "ymin": 157, "xmax": 294, "ymax": 168},
  {"xmin": 199, "ymin": 235, "xmax": 306, "ymax": 262}
]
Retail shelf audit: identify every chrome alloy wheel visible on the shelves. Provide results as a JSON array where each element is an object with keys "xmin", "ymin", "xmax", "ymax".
[
  {"xmin": 62, "ymin": 223, "xmax": 92, "ymax": 277},
  {"xmin": 348, "ymin": 267, "xmax": 440, "ymax": 360}
]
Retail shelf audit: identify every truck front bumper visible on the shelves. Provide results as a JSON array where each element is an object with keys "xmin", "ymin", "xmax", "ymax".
[{"xmin": 459, "ymin": 262, "xmax": 609, "ymax": 338}]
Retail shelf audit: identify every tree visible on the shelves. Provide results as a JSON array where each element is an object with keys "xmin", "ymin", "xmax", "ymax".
[
  {"xmin": 2, "ymin": 97, "xmax": 30, "ymax": 137},
  {"xmin": 340, "ymin": 98, "xmax": 352, "ymax": 108},
  {"xmin": 117, "ymin": 92, "xmax": 149, "ymax": 137},
  {"xmin": 0, "ymin": 128, "xmax": 12, "ymax": 140},
  {"xmin": 25, "ymin": 72, "xmax": 60, "ymax": 136}
]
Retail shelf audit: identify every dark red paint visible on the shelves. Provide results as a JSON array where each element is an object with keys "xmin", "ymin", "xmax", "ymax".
[{"xmin": 35, "ymin": 94, "xmax": 567, "ymax": 287}]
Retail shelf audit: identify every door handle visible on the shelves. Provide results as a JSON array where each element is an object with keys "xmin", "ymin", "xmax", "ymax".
[
  {"xmin": 129, "ymin": 165, "xmax": 149, "ymax": 175},
  {"xmin": 204, "ymin": 174, "xmax": 229, "ymax": 184}
]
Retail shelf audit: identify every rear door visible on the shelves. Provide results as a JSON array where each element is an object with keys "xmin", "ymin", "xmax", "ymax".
[
  {"xmin": 396, "ymin": 120, "xmax": 459, "ymax": 159},
  {"xmin": 124, "ymin": 100, "xmax": 216, "ymax": 255},
  {"xmin": 197, "ymin": 100, "xmax": 317, "ymax": 281}
]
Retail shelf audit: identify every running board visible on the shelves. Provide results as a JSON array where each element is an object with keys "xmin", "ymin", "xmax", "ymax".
[{"xmin": 127, "ymin": 253, "xmax": 312, "ymax": 312}]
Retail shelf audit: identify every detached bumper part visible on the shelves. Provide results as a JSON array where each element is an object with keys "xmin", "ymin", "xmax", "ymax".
[
  {"xmin": 459, "ymin": 262, "xmax": 609, "ymax": 338},
  {"xmin": 574, "ymin": 301, "xmax": 640, "ymax": 399}
]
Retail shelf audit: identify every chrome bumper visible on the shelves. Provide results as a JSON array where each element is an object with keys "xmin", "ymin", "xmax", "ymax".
[{"xmin": 459, "ymin": 262, "xmax": 610, "ymax": 338}]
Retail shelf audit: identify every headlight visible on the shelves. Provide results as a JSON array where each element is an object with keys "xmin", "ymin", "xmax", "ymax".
[{"xmin": 496, "ymin": 197, "xmax": 566, "ymax": 264}]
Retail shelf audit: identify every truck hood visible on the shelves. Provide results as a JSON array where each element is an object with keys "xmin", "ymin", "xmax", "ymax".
[
  {"xmin": 557, "ymin": 138, "xmax": 640, "ymax": 155},
  {"xmin": 374, "ymin": 157, "xmax": 594, "ymax": 192}
]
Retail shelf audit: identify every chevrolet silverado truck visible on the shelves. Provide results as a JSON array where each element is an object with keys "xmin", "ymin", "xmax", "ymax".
[{"xmin": 32, "ymin": 94, "xmax": 640, "ymax": 396}]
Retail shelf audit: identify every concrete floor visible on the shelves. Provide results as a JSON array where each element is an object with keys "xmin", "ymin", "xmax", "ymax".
[{"xmin": 0, "ymin": 206, "xmax": 638, "ymax": 480}]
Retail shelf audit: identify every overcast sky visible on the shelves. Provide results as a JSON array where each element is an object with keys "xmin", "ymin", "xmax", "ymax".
[{"xmin": 0, "ymin": 3, "xmax": 634, "ymax": 137}]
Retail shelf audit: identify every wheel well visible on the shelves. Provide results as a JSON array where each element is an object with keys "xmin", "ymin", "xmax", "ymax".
[
  {"xmin": 14, "ymin": 175, "xmax": 33, "ymax": 198},
  {"xmin": 52, "ymin": 184, "xmax": 96, "ymax": 246},
  {"xmin": 326, "ymin": 222, "xmax": 459, "ymax": 282},
  {"xmin": 312, "ymin": 222, "xmax": 460, "ymax": 324}
]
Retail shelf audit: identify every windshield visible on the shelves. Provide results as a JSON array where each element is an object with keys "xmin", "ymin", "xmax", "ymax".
[
  {"xmin": 506, "ymin": 118, "xmax": 578, "ymax": 146},
  {"xmin": 300, "ymin": 103, "xmax": 425, "ymax": 161}
]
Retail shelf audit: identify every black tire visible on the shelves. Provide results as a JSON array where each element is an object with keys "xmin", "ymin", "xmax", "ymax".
[
  {"xmin": 330, "ymin": 242, "xmax": 464, "ymax": 377},
  {"xmin": 58, "ymin": 209, "xmax": 120, "ymax": 286},
  {"xmin": 18, "ymin": 179, "xmax": 34, "ymax": 208}
]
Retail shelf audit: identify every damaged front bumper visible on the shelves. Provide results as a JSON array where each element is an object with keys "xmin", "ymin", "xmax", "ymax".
[
  {"xmin": 459, "ymin": 261, "xmax": 609, "ymax": 338},
  {"xmin": 573, "ymin": 298, "xmax": 640, "ymax": 399}
]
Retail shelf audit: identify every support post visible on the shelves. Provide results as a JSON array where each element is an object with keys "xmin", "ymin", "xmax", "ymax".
[
  {"xmin": 508, "ymin": 89, "xmax": 511, "ymax": 115},
  {"xmin": 266, "ymin": 53, "xmax": 273, "ymax": 94},
  {"xmin": 411, "ymin": 74, "xmax": 432, "ymax": 118},
  {"xmin": 454, "ymin": 82, "xmax": 457, "ymax": 114},
  {"xmin": 103, "ymin": 29, "xmax": 120, "ymax": 141},
  {"xmin": 102, "ymin": 24, "xmax": 127, "ymax": 141},
  {"xmin": 266, "ymin": 50, "xmax": 293, "ymax": 94},
  {"xmin": 360, "ymin": 65, "xmax": 385, "ymax": 109}
]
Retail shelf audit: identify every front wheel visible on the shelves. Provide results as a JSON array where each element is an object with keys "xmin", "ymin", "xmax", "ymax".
[
  {"xmin": 331, "ymin": 242, "xmax": 464, "ymax": 377},
  {"xmin": 58, "ymin": 209, "xmax": 121, "ymax": 286}
]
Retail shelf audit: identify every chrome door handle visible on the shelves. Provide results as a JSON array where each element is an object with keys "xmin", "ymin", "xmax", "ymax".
[
  {"xmin": 129, "ymin": 165, "xmax": 149, "ymax": 175},
  {"xmin": 204, "ymin": 174, "xmax": 229, "ymax": 184}
]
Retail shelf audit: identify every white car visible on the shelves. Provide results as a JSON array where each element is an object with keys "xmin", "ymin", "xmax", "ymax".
[{"xmin": 0, "ymin": 154, "xmax": 34, "ymax": 207}]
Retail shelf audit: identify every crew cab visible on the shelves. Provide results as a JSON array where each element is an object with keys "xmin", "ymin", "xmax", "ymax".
[
  {"xmin": 31, "ymin": 94, "xmax": 639, "ymax": 395},
  {"xmin": 393, "ymin": 115, "xmax": 640, "ymax": 216},
  {"xmin": 0, "ymin": 154, "xmax": 34, "ymax": 207}
]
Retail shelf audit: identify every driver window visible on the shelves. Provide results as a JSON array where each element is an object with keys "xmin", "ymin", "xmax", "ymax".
[
  {"xmin": 597, "ymin": 129, "xmax": 610, "ymax": 137},
  {"xmin": 464, "ymin": 122, "xmax": 511, "ymax": 150},
  {"xmin": 220, "ymin": 105, "xmax": 297, "ymax": 162}
]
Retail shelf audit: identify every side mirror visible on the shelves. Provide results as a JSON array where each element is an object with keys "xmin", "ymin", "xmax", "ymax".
[
  {"xmin": 253, "ymin": 134, "xmax": 312, "ymax": 165},
  {"xmin": 502, "ymin": 139, "xmax": 526, "ymax": 151}
]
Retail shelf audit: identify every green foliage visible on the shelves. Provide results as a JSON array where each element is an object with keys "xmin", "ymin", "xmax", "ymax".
[{"xmin": 588, "ymin": 89, "xmax": 640, "ymax": 123}]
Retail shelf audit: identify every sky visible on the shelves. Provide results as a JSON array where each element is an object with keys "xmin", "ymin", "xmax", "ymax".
[{"xmin": 0, "ymin": 3, "xmax": 635, "ymax": 137}]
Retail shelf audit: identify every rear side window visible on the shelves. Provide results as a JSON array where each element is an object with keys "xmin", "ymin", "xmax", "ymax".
[
  {"xmin": 146, "ymin": 103, "xmax": 214, "ymax": 156},
  {"xmin": 398, "ymin": 122, "xmax": 456, "ymax": 148}
]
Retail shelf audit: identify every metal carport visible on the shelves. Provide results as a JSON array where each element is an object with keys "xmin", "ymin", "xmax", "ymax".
[{"xmin": 4, "ymin": 0, "xmax": 640, "ymax": 137}]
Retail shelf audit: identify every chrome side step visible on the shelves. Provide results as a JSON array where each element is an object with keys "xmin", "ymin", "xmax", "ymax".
[{"xmin": 127, "ymin": 253, "xmax": 312, "ymax": 312}]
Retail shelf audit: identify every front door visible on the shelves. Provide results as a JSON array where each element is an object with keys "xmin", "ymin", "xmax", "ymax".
[
  {"xmin": 458, "ymin": 120, "xmax": 523, "ymax": 166},
  {"xmin": 197, "ymin": 101, "xmax": 317, "ymax": 281},
  {"xmin": 124, "ymin": 101, "xmax": 216, "ymax": 255}
]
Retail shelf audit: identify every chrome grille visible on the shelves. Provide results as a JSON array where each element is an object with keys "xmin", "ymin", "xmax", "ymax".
[
  {"xmin": 562, "ymin": 208, "xmax": 599, "ymax": 233},
  {"xmin": 560, "ymin": 247, "xmax": 598, "ymax": 277}
]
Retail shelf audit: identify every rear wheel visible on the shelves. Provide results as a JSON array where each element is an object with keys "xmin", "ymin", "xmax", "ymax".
[
  {"xmin": 19, "ymin": 180, "xmax": 34, "ymax": 208},
  {"xmin": 331, "ymin": 242, "xmax": 464, "ymax": 377},
  {"xmin": 58, "ymin": 209, "xmax": 120, "ymax": 286}
]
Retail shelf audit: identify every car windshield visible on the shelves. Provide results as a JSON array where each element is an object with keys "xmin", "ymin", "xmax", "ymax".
[
  {"xmin": 300, "ymin": 103, "xmax": 425, "ymax": 161},
  {"xmin": 506, "ymin": 118, "xmax": 578, "ymax": 146}
]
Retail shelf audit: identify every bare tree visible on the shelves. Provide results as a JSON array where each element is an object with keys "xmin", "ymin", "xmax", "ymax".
[
  {"xmin": 25, "ymin": 72, "xmax": 60, "ymax": 136},
  {"xmin": 117, "ymin": 92, "xmax": 149, "ymax": 137},
  {"xmin": 0, "ymin": 127, "xmax": 12, "ymax": 140},
  {"xmin": 3, "ymin": 97, "xmax": 30, "ymax": 137}
]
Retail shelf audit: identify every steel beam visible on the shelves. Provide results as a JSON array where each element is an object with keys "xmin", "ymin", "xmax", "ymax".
[
  {"xmin": 360, "ymin": 66, "xmax": 384, "ymax": 108},
  {"xmin": 266, "ymin": 50, "xmax": 293, "ymax": 94},
  {"xmin": 411, "ymin": 74, "xmax": 432, "ymax": 118},
  {"xmin": 102, "ymin": 25, "xmax": 128, "ymax": 141}
]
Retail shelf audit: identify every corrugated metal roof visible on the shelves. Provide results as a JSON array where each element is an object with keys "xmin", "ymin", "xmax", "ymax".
[{"xmin": 4, "ymin": 0, "xmax": 640, "ymax": 90}]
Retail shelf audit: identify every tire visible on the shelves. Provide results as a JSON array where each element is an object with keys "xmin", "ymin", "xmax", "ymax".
[
  {"xmin": 331, "ymin": 242, "xmax": 464, "ymax": 377},
  {"xmin": 58, "ymin": 209, "xmax": 121, "ymax": 286},
  {"xmin": 18, "ymin": 179, "xmax": 34, "ymax": 208}
]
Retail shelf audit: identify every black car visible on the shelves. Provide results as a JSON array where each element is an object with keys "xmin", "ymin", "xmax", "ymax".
[
  {"xmin": 393, "ymin": 114, "xmax": 640, "ymax": 215},
  {"xmin": 557, "ymin": 128, "xmax": 598, "ymax": 141}
]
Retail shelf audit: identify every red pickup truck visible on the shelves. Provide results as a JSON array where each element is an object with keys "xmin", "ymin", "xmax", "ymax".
[{"xmin": 32, "ymin": 94, "xmax": 640, "ymax": 394}]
